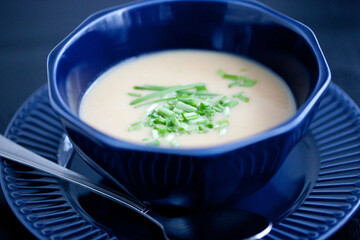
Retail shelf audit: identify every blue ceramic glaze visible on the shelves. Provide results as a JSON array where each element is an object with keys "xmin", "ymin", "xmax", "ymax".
[{"xmin": 47, "ymin": 0, "xmax": 331, "ymax": 209}]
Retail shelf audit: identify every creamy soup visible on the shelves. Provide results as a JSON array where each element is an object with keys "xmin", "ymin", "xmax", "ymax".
[{"xmin": 79, "ymin": 50, "xmax": 296, "ymax": 148}]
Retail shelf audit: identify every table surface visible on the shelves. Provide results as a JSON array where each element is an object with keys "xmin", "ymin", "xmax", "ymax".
[{"xmin": 0, "ymin": 0, "xmax": 359, "ymax": 239}]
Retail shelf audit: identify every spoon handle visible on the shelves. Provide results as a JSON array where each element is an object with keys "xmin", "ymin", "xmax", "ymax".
[{"xmin": 0, "ymin": 135, "xmax": 164, "ymax": 229}]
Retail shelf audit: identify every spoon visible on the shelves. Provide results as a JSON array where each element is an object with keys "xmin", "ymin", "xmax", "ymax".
[{"xmin": 0, "ymin": 134, "xmax": 272, "ymax": 240}]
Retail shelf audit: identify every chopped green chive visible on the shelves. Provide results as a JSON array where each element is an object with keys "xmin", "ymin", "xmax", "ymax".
[
  {"xmin": 199, "ymin": 102, "xmax": 210, "ymax": 109},
  {"xmin": 134, "ymin": 85, "xmax": 169, "ymax": 91},
  {"xmin": 190, "ymin": 117, "xmax": 207, "ymax": 124},
  {"xmin": 156, "ymin": 126, "xmax": 168, "ymax": 136},
  {"xmin": 226, "ymin": 100, "xmax": 239, "ymax": 108},
  {"xmin": 216, "ymin": 69, "xmax": 226, "ymax": 77},
  {"xmin": 152, "ymin": 129, "xmax": 159, "ymax": 139},
  {"xmin": 216, "ymin": 120, "xmax": 229, "ymax": 129},
  {"xmin": 233, "ymin": 92, "xmax": 250, "ymax": 102},
  {"xmin": 213, "ymin": 106, "xmax": 223, "ymax": 112},
  {"xmin": 146, "ymin": 103, "xmax": 158, "ymax": 115},
  {"xmin": 178, "ymin": 122, "xmax": 188, "ymax": 131},
  {"xmin": 217, "ymin": 69, "xmax": 257, "ymax": 87},
  {"xmin": 147, "ymin": 139, "xmax": 160, "ymax": 146},
  {"xmin": 171, "ymin": 116, "xmax": 181, "ymax": 127},
  {"xmin": 129, "ymin": 83, "xmax": 206, "ymax": 105},
  {"xmin": 183, "ymin": 112, "xmax": 199, "ymax": 121},
  {"xmin": 150, "ymin": 111, "xmax": 159, "ymax": 119},
  {"xmin": 228, "ymin": 81, "xmax": 239, "ymax": 88},
  {"xmin": 219, "ymin": 96, "xmax": 232, "ymax": 105},
  {"xmin": 219, "ymin": 73, "xmax": 239, "ymax": 81},
  {"xmin": 154, "ymin": 116, "xmax": 167, "ymax": 124},
  {"xmin": 173, "ymin": 107, "xmax": 184, "ymax": 114},
  {"xmin": 157, "ymin": 106, "xmax": 175, "ymax": 117},
  {"xmin": 176, "ymin": 101, "xmax": 197, "ymax": 112},
  {"xmin": 205, "ymin": 122, "xmax": 214, "ymax": 129},
  {"xmin": 224, "ymin": 106, "xmax": 230, "ymax": 117},
  {"xmin": 228, "ymin": 78, "xmax": 257, "ymax": 87},
  {"xmin": 215, "ymin": 103, "xmax": 225, "ymax": 111},
  {"xmin": 195, "ymin": 85, "xmax": 207, "ymax": 91},
  {"xmin": 128, "ymin": 92, "xmax": 142, "ymax": 97},
  {"xmin": 178, "ymin": 97, "xmax": 196, "ymax": 106},
  {"xmin": 128, "ymin": 121, "xmax": 143, "ymax": 131}
]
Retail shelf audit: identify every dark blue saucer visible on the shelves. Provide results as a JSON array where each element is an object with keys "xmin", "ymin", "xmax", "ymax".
[{"xmin": 1, "ymin": 83, "xmax": 360, "ymax": 240}]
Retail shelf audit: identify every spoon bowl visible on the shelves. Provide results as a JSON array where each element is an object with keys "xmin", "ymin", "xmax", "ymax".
[{"xmin": 0, "ymin": 134, "xmax": 271, "ymax": 240}]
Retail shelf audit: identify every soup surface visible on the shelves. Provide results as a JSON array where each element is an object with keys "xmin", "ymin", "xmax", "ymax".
[{"xmin": 79, "ymin": 50, "xmax": 296, "ymax": 148}]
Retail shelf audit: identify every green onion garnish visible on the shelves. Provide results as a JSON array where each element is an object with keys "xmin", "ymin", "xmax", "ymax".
[
  {"xmin": 154, "ymin": 116, "xmax": 167, "ymax": 125},
  {"xmin": 217, "ymin": 68, "xmax": 257, "ymax": 87},
  {"xmin": 128, "ymin": 92, "xmax": 142, "ymax": 97},
  {"xmin": 217, "ymin": 119, "xmax": 229, "ymax": 128},
  {"xmin": 129, "ymin": 83, "xmax": 206, "ymax": 105},
  {"xmin": 175, "ymin": 101, "xmax": 197, "ymax": 112},
  {"xmin": 146, "ymin": 103, "xmax": 158, "ymax": 115},
  {"xmin": 173, "ymin": 107, "xmax": 184, "ymax": 114},
  {"xmin": 147, "ymin": 139, "xmax": 160, "ymax": 146},
  {"xmin": 157, "ymin": 106, "xmax": 175, "ymax": 117},
  {"xmin": 216, "ymin": 70, "xmax": 239, "ymax": 80},
  {"xmin": 228, "ymin": 78, "xmax": 257, "ymax": 87},
  {"xmin": 226, "ymin": 100, "xmax": 239, "ymax": 108},
  {"xmin": 183, "ymin": 112, "xmax": 199, "ymax": 121},
  {"xmin": 219, "ymin": 96, "xmax": 231, "ymax": 105},
  {"xmin": 224, "ymin": 106, "xmax": 230, "ymax": 117},
  {"xmin": 233, "ymin": 92, "xmax": 250, "ymax": 102},
  {"xmin": 134, "ymin": 85, "xmax": 170, "ymax": 91},
  {"xmin": 128, "ymin": 121, "xmax": 143, "ymax": 131}
]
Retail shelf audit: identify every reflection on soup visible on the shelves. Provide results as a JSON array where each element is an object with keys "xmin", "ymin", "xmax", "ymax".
[{"xmin": 79, "ymin": 50, "xmax": 296, "ymax": 148}]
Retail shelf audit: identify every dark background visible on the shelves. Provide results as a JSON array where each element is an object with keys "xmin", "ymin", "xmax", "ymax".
[{"xmin": 0, "ymin": 0, "xmax": 359, "ymax": 239}]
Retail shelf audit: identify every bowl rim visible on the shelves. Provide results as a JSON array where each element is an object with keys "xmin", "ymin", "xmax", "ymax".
[{"xmin": 47, "ymin": 0, "xmax": 331, "ymax": 156}]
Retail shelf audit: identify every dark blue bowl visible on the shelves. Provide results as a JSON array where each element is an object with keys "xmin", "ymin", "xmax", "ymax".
[{"xmin": 47, "ymin": 0, "xmax": 330, "ymax": 210}]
